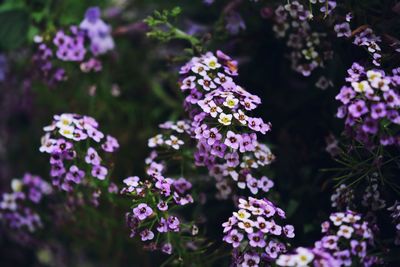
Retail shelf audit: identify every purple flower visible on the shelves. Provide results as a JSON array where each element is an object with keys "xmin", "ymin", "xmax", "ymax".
[
  {"xmin": 85, "ymin": 147, "xmax": 101, "ymax": 165},
  {"xmin": 265, "ymin": 240, "xmax": 280, "ymax": 259},
  {"xmin": 173, "ymin": 177, "xmax": 192, "ymax": 194},
  {"xmin": 157, "ymin": 218, "xmax": 168, "ymax": 233},
  {"xmin": 242, "ymin": 253, "xmax": 260, "ymax": 267},
  {"xmin": 283, "ymin": 225, "xmax": 295, "ymax": 238},
  {"xmin": 140, "ymin": 229, "xmax": 154, "ymax": 241},
  {"xmin": 101, "ymin": 135, "xmax": 119, "ymax": 152},
  {"xmin": 133, "ymin": 203, "xmax": 153, "ymax": 221},
  {"xmin": 224, "ymin": 131, "xmax": 242, "ymax": 150},
  {"xmin": 211, "ymin": 141, "xmax": 227, "ymax": 158},
  {"xmin": 223, "ymin": 229, "xmax": 243, "ymax": 248},
  {"xmin": 91, "ymin": 165, "xmax": 108, "ymax": 180},
  {"xmin": 246, "ymin": 175, "xmax": 259, "ymax": 195},
  {"xmin": 320, "ymin": 235, "xmax": 338, "ymax": 250},
  {"xmin": 205, "ymin": 127, "xmax": 222, "ymax": 146},
  {"xmin": 249, "ymin": 231, "xmax": 266, "ymax": 248},
  {"xmin": 86, "ymin": 127, "xmax": 104, "ymax": 142},
  {"xmin": 157, "ymin": 201, "xmax": 168, "ymax": 211},
  {"xmin": 225, "ymin": 11, "xmax": 246, "ymax": 35},
  {"xmin": 259, "ymin": 176, "xmax": 274, "ymax": 192},
  {"xmin": 225, "ymin": 152, "xmax": 240, "ymax": 167},
  {"xmin": 84, "ymin": 7, "xmax": 101, "ymax": 23},
  {"xmin": 348, "ymin": 100, "xmax": 368, "ymax": 118},
  {"xmin": 50, "ymin": 163, "xmax": 66, "ymax": 177},
  {"xmin": 161, "ymin": 243, "xmax": 173, "ymax": 255},
  {"xmin": 65, "ymin": 165, "xmax": 85, "ymax": 183},
  {"xmin": 334, "ymin": 250, "xmax": 352, "ymax": 266},
  {"xmin": 370, "ymin": 102, "xmax": 387, "ymax": 119},
  {"xmin": 335, "ymin": 86, "xmax": 356, "ymax": 104},
  {"xmin": 361, "ymin": 117, "xmax": 378, "ymax": 134},
  {"xmin": 334, "ymin": 22, "xmax": 351, "ymax": 38},
  {"xmin": 167, "ymin": 216, "xmax": 180, "ymax": 231},
  {"xmin": 350, "ymin": 240, "xmax": 367, "ymax": 258}
]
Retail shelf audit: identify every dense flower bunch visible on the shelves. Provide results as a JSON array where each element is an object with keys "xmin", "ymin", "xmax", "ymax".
[
  {"xmin": 0, "ymin": 173, "xmax": 52, "ymax": 232},
  {"xmin": 122, "ymin": 158, "xmax": 194, "ymax": 255},
  {"xmin": 39, "ymin": 113, "xmax": 119, "ymax": 193},
  {"xmin": 276, "ymin": 211, "xmax": 380, "ymax": 266},
  {"xmin": 33, "ymin": 6, "xmax": 114, "ymax": 84},
  {"xmin": 335, "ymin": 64, "xmax": 400, "ymax": 146},
  {"xmin": 272, "ymin": 1, "xmax": 333, "ymax": 77},
  {"xmin": 179, "ymin": 51, "xmax": 275, "ymax": 197},
  {"xmin": 222, "ymin": 197, "xmax": 295, "ymax": 266}
]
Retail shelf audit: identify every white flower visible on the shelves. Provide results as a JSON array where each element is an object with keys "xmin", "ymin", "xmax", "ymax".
[
  {"xmin": 204, "ymin": 56, "xmax": 221, "ymax": 69},
  {"xmin": 351, "ymin": 80, "xmax": 373, "ymax": 94},
  {"xmin": 276, "ymin": 255, "xmax": 296, "ymax": 266},
  {"xmin": 165, "ymin": 135, "xmax": 184, "ymax": 150},
  {"xmin": 223, "ymin": 96, "xmax": 239, "ymax": 109},
  {"xmin": 209, "ymin": 102, "xmax": 223, "ymax": 118},
  {"xmin": 238, "ymin": 198, "xmax": 251, "ymax": 210},
  {"xmin": 181, "ymin": 76, "xmax": 196, "ymax": 90},
  {"xmin": 214, "ymin": 72, "xmax": 233, "ymax": 85},
  {"xmin": 370, "ymin": 77, "xmax": 390, "ymax": 91},
  {"xmin": 237, "ymin": 219, "xmax": 255, "ymax": 234},
  {"xmin": 366, "ymin": 70, "xmax": 382, "ymax": 82},
  {"xmin": 56, "ymin": 114, "xmax": 74, "ymax": 129},
  {"xmin": 0, "ymin": 193, "xmax": 18, "ymax": 211},
  {"xmin": 43, "ymin": 123, "xmax": 56, "ymax": 132},
  {"xmin": 148, "ymin": 134, "xmax": 164, "ymax": 148},
  {"xmin": 233, "ymin": 109, "xmax": 248, "ymax": 125},
  {"xmin": 191, "ymin": 63, "xmax": 209, "ymax": 76},
  {"xmin": 233, "ymin": 209, "xmax": 251, "ymax": 221},
  {"xmin": 330, "ymin": 212, "xmax": 345, "ymax": 226},
  {"xmin": 293, "ymin": 247, "xmax": 314, "ymax": 266},
  {"xmin": 39, "ymin": 134, "xmax": 57, "ymax": 153},
  {"xmin": 337, "ymin": 225, "xmax": 354, "ymax": 239},
  {"xmin": 218, "ymin": 113, "xmax": 232, "ymax": 126},
  {"xmin": 198, "ymin": 76, "xmax": 217, "ymax": 91},
  {"xmin": 58, "ymin": 125, "xmax": 75, "ymax": 139},
  {"xmin": 11, "ymin": 179, "xmax": 23, "ymax": 192},
  {"xmin": 343, "ymin": 213, "xmax": 361, "ymax": 224}
]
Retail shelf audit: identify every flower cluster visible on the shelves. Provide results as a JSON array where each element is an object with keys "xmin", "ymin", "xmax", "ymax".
[
  {"xmin": 179, "ymin": 51, "xmax": 275, "ymax": 196},
  {"xmin": 331, "ymin": 184, "xmax": 354, "ymax": 210},
  {"xmin": 39, "ymin": 113, "xmax": 119, "ymax": 193},
  {"xmin": 272, "ymin": 1, "xmax": 333, "ymax": 77},
  {"xmin": 388, "ymin": 201, "xmax": 400, "ymax": 245},
  {"xmin": 32, "ymin": 42, "xmax": 67, "ymax": 85},
  {"xmin": 334, "ymin": 16, "xmax": 382, "ymax": 67},
  {"xmin": 222, "ymin": 197, "xmax": 295, "ymax": 266},
  {"xmin": 353, "ymin": 28, "xmax": 382, "ymax": 67},
  {"xmin": 335, "ymin": 64, "xmax": 400, "ymax": 147},
  {"xmin": 33, "ymin": 6, "xmax": 114, "ymax": 84},
  {"xmin": 79, "ymin": 7, "xmax": 115, "ymax": 55},
  {"xmin": 0, "ymin": 173, "xmax": 52, "ymax": 232},
  {"xmin": 276, "ymin": 211, "xmax": 380, "ymax": 266},
  {"xmin": 122, "ymin": 162, "xmax": 194, "ymax": 255},
  {"xmin": 148, "ymin": 120, "xmax": 191, "ymax": 150}
]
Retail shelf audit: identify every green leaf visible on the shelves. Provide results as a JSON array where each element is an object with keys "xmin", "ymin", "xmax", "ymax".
[{"xmin": 0, "ymin": 9, "xmax": 30, "ymax": 51}]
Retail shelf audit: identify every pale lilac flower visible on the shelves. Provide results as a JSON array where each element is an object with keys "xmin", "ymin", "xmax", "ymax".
[
  {"xmin": 91, "ymin": 165, "xmax": 108, "ymax": 180},
  {"xmin": 140, "ymin": 229, "xmax": 154, "ymax": 241},
  {"xmin": 85, "ymin": 147, "xmax": 101, "ymax": 165},
  {"xmin": 224, "ymin": 131, "xmax": 242, "ymax": 150},
  {"xmin": 348, "ymin": 100, "xmax": 368, "ymax": 118},
  {"xmin": 65, "ymin": 165, "xmax": 84, "ymax": 183},
  {"xmin": 133, "ymin": 203, "xmax": 153, "ymax": 221}
]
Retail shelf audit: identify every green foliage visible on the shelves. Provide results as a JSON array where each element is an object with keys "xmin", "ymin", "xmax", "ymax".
[
  {"xmin": 144, "ymin": 7, "xmax": 202, "ymax": 54},
  {"xmin": 0, "ymin": 9, "xmax": 29, "ymax": 51}
]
